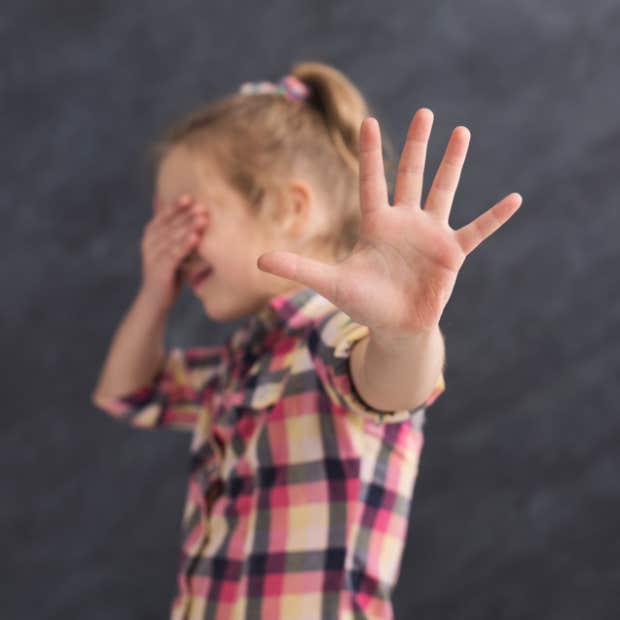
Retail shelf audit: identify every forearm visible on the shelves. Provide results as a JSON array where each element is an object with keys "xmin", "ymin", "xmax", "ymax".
[
  {"xmin": 350, "ymin": 324, "xmax": 445, "ymax": 412},
  {"xmin": 91, "ymin": 288, "xmax": 169, "ymax": 405}
]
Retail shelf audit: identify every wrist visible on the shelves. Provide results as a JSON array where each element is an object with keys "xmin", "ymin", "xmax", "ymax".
[
  {"xmin": 136, "ymin": 286, "xmax": 173, "ymax": 320},
  {"xmin": 368, "ymin": 323, "xmax": 442, "ymax": 354}
]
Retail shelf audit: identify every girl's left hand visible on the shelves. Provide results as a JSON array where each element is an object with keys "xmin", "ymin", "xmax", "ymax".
[{"xmin": 257, "ymin": 108, "xmax": 522, "ymax": 336}]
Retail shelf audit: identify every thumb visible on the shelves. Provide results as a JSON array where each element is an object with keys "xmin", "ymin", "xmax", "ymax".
[{"xmin": 257, "ymin": 251, "xmax": 336, "ymax": 300}]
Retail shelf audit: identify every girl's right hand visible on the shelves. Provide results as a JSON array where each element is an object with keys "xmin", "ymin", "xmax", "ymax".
[{"xmin": 139, "ymin": 194, "xmax": 208, "ymax": 312}]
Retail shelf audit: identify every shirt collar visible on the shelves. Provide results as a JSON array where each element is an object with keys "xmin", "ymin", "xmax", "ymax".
[{"xmin": 229, "ymin": 286, "xmax": 330, "ymax": 354}]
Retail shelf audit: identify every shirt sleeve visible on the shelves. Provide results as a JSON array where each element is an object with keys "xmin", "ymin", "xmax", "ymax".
[
  {"xmin": 93, "ymin": 345, "xmax": 227, "ymax": 432},
  {"xmin": 309, "ymin": 309, "xmax": 446, "ymax": 425}
]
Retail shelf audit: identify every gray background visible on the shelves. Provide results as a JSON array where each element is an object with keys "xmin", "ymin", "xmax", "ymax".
[{"xmin": 2, "ymin": 1, "xmax": 619, "ymax": 618}]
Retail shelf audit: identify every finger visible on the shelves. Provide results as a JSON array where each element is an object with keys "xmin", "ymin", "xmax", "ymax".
[
  {"xmin": 149, "ymin": 203, "xmax": 205, "ymax": 246},
  {"xmin": 145, "ymin": 205, "xmax": 191, "ymax": 247},
  {"xmin": 359, "ymin": 117, "xmax": 389, "ymax": 217},
  {"xmin": 157, "ymin": 196, "xmax": 196, "ymax": 227},
  {"xmin": 144, "ymin": 212, "xmax": 190, "ymax": 254},
  {"xmin": 149, "ymin": 218, "xmax": 204, "ymax": 259},
  {"xmin": 153, "ymin": 192, "xmax": 192, "ymax": 214},
  {"xmin": 424, "ymin": 126, "xmax": 471, "ymax": 223},
  {"xmin": 153, "ymin": 230, "xmax": 200, "ymax": 271},
  {"xmin": 169, "ymin": 207, "xmax": 207, "ymax": 236},
  {"xmin": 454, "ymin": 193, "xmax": 523, "ymax": 256},
  {"xmin": 257, "ymin": 251, "xmax": 337, "ymax": 302},
  {"xmin": 393, "ymin": 108, "xmax": 433, "ymax": 208}
]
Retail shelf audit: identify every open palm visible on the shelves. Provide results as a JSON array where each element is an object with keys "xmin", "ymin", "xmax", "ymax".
[{"xmin": 257, "ymin": 108, "xmax": 522, "ymax": 334}]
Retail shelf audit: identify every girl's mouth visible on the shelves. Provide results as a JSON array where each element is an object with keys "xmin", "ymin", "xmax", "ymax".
[{"xmin": 191, "ymin": 267, "xmax": 213, "ymax": 288}]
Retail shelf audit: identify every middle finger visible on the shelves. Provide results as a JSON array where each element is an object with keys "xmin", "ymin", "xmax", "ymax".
[{"xmin": 393, "ymin": 107, "xmax": 434, "ymax": 208}]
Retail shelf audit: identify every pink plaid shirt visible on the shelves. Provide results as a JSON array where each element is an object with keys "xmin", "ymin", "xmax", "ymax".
[{"xmin": 96, "ymin": 286, "xmax": 445, "ymax": 619}]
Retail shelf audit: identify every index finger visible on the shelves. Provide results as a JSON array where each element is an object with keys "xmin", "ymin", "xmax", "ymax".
[
  {"xmin": 152, "ymin": 193, "xmax": 194, "ymax": 213},
  {"xmin": 358, "ymin": 117, "xmax": 389, "ymax": 217}
]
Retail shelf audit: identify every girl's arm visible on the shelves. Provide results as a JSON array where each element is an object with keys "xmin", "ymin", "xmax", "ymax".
[
  {"xmin": 91, "ymin": 287, "xmax": 169, "ymax": 406},
  {"xmin": 349, "ymin": 324, "xmax": 446, "ymax": 413},
  {"xmin": 257, "ymin": 111, "xmax": 519, "ymax": 418},
  {"xmin": 308, "ymin": 308, "xmax": 445, "ymax": 424},
  {"xmin": 91, "ymin": 286, "xmax": 226, "ymax": 432},
  {"xmin": 91, "ymin": 194, "xmax": 217, "ymax": 431}
]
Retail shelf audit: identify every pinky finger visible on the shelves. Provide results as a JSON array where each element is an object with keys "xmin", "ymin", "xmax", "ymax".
[
  {"xmin": 174, "ymin": 231, "xmax": 200, "ymax": 263},
  {"xmin": 183, "ymin": 231, "xmax": 200, "ymax": 252},
  {"xmin": 454, "ymin": 193, "xmax": 522, "ymax": 256}
]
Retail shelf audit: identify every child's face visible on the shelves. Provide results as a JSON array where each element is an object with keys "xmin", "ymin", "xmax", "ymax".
[{"xmin": 155, "ymin": 144, "xmax": 306, "ymax": 321}]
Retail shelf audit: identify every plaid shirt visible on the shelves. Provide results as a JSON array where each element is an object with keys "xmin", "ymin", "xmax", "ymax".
[{"xmin": 97, "ymin": 286, "xmax": 445, "ymax": 619}]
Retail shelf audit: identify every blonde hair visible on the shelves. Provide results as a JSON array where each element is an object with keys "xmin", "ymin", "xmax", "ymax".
[{"xmin": 147, "ymin": 60, "xmax": 398, "ymax": 261}]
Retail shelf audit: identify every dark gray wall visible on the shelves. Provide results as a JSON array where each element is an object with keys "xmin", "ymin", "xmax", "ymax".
[{"xmin": 2, "ymin": 1, "xmax": 618, "ymax": 618}]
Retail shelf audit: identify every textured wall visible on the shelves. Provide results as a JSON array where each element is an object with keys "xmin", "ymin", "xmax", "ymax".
[{"xmin": 2, "ymin": 1, "xmax": 618, "ymax": 618}]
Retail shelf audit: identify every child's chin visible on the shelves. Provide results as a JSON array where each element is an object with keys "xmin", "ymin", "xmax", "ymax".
[
  {"xmin": 196, "ymin": 295, "xmax": 226, "ymax": 321},
  {"xmin": 200, "ymin": 295, "xmax": 252, "ymax": 323}
]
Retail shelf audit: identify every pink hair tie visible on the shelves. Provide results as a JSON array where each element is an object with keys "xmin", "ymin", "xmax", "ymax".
[{"xmin": 239, "ymin": 74, "xmax": 311, "ymax": 102}]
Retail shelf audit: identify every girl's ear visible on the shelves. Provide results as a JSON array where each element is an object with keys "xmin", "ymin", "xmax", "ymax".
[{"xmin": 278, "ymin": 179, "xmax": 313, "ymax": 238}]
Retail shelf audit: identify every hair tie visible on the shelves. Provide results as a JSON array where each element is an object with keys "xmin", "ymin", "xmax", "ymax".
[{"xmin": 238, "ymin": 74, "xmax": 311, "ymax": 102}]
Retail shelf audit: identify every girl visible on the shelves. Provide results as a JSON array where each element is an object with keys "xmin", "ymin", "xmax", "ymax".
[{"xmin": 92, "ymin": 61, "xmax": 521, "ymax": 620}]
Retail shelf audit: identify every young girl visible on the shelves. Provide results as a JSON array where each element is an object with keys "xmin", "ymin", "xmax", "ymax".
[{"xmin": 92, "ymin": 61, "xmax": 521, "ymax": 620}]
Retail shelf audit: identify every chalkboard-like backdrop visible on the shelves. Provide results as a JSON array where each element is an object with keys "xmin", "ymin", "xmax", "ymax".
[{"xmin": 2, "ymin": 1, "xmax": 618, "ymax": 618}]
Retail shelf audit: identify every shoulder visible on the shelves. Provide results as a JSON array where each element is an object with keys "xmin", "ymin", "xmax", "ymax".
[{"xmin": 304, "ymin": 305, "xmax": 370, "ymax": 360}]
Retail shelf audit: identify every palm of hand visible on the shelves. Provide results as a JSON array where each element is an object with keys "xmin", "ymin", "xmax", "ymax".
[
  {"xmin": 337, "ymin": 204, "xmax": 463, "ymax": 332},
  {"xmin": 258, "ymin": 108, "xmax": 522, "ymax": 335}
]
